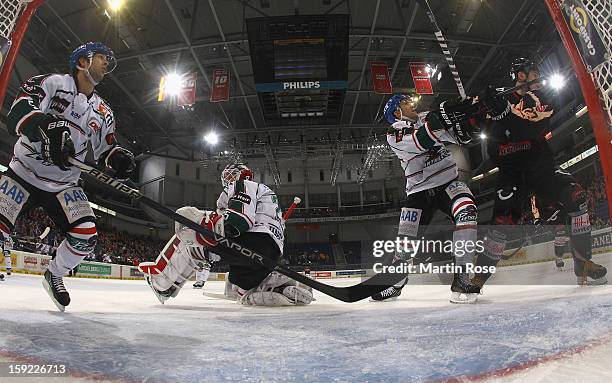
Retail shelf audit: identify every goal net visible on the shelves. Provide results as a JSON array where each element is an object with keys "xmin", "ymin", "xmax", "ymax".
[
  {"xmin": 0, "ymin": 0, "xmax": 43, "ymax": 109},
  {"xmin": 545, "ymin": 0, "xmax": 612, "ymax": 216},
  {"xmin": 581, "ymin": 0, "xmax": 612, "ymax": 130}
]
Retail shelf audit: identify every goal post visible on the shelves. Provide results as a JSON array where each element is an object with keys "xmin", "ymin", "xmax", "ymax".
[
  {"xmin": 0, "ymin": 0, "xmax": 44, "ymax": 111},
  {"xmin": 544, "ymin": 0, "xmax": 612, "ymax": 217}
]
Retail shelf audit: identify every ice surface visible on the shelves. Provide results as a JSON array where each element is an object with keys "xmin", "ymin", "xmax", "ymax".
[{"xmin": 1, "ymin": 254, "xmax": 611, "ymax": 383}]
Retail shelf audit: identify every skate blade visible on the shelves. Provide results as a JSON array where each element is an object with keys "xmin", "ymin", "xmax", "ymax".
[
  {"xmin": 41, "ymin": 279, "xmax": 66, "ymax": 312},
  {"xmin": 450, "ymin": 292, "xmax": 478, "ymax": 304}
]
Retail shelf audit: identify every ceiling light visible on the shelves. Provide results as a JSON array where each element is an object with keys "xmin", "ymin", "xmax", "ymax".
[
  {"xmin": 549, "ymin": 74, "xmax": 566, "ymax": 90},
  {"xmin": 204, "ymin": 131, "xmax": 219, "ymax": 145},
  {"xmin": 108, "ymin": 0, "xmax": 124, "ymax": 12},
  {"xmin": 164, "ymin": 73, "xmax": 183, "ymax": 96}
]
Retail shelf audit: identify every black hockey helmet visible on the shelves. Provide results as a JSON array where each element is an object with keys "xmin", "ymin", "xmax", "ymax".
[{"xmin": 509, "ymin": 57, "xmax": 539, "ymax": 81}]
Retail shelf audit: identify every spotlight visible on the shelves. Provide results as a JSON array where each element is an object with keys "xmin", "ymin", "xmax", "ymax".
[
  {"xmin": 205, "ymin": 131, "xmax": 219, "ymax": 145},
  {"xmin": 108, "ymin": 0, "xmax": 124, "ymax": 12},
  {"xmin": 479, "ymin": 133, "xmax": 487, "ymax": 140},
  {"xmin": 164, "ymin": 73, "xmax": 183, "ymax": 96},
  {"xmin": 549, "ymin": 74, "xmax": 566, "ymax": 90}
]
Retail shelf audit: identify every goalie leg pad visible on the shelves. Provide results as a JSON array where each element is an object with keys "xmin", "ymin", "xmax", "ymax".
[
  {"xmin": 138, "ymin": 235, "xmax": 198, "ymax": 299},
  {"xmin": 238, "ymin": 272, "xmax": 314, "ymax": 306}
]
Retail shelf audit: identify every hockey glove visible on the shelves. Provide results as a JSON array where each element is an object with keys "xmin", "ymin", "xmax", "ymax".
[
  {"xmin": 36, "ymin": 115, "xmax": 75, "ymax": 171},
  {"xmin": 102, "ymin": 147, "xmax": 136, "ymax": 179},
  {"xmin": 431, "ymin": 98, "xmax": 478, "ymax": 144},
  {"xmin": 480, "ymin": 86, "xmax": 511, "ymax": 121}
]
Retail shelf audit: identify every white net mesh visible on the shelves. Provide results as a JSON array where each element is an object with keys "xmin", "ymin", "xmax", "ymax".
[
  {"xmin": 0, "ymin": 0, "xmax": 30, "ymax": 40},
  {"xmin": 581, "ymin": 0, "xmax": 612, "ymax": 132}
]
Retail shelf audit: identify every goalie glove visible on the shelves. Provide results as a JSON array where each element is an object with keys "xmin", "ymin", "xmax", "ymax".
[
  {"xmin": 35, "ymin": 115, "xmax": 76, "ymax": 171},
  {"xmin": 175, "ymin": 207, "xmax": 225, "ymax": 247}
]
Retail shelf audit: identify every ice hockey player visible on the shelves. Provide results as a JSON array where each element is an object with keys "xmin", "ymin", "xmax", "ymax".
[
  {"xmin": 472, "ymin": 57, "xmax": 607, "ymax": 287},
  {"xmin": 371, "ymin": 94, "xmax": 481, "ymax": 303},
  {"xmin": 192, "ymin": 259, "xmax": 213, "ymax": 289},
  {"xmin": 3, "ymin": 42, "xmax": 136, "ymax": 311},
  {"xmin": 1, "ymin": 233, "xmax": 13, "ymax": 275},
  {"xmin": 139, "ymin": 163, "xmax": 313, "ymax": 306}
]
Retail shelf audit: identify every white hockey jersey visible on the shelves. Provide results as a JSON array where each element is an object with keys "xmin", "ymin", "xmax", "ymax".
[
  {"xmin": 216, "ymin": 179, "xmax": 285, "ymax": 253},
  {"xmin": 7, "ymin": 73, "xmax": 117, "ymax": 192},
  {"xmin": 387, "ymin": 112, "xmax": 458, "ymax": 196}
]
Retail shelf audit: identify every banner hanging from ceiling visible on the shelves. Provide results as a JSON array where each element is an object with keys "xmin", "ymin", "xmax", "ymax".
[
  {"xmin": 210, "ymin": 68, "xmax": 230, "ymax": 102},
  {"xmin": 178, "ymin": 72, "xmax": 197, "ymax": 106},
  {"xmin": 409, "ymin": 62, "xmax": 433, "ymax": 95},
  {"xmin": 370, "ymin": 61, "xmax": 393, "ymax": 94}
]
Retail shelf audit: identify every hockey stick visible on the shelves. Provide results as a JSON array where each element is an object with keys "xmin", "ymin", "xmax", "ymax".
[
  {"xmin": 39, "ymin": 227, "xmax": 51, "ymax": 240},
  {"xmin": 69, "ymin": 158, "xmax": 404, "ymax": 302},
  {"xmin": 282, "ymin": 196, "xmax": 301, "ymax": 221},
  {"xmin": 416, "ymin": 0, "xmax": 466, "ymax": 99}
]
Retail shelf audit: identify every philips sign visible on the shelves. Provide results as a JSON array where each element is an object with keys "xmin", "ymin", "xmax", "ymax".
[{"xmin": 283, "ymin": 81, "xmax": 320, "ymax": 90}]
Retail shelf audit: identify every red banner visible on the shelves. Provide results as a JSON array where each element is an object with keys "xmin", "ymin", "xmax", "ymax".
[
  {"xmin": 370, "ymin": 61, "xmax": 392, "ymax": 94},
  {"xmin": 409, "ymin": 62, "xmax": 433, "ymax": 95},
  {"xmin": 178, "ymin": 72, "xmax": 197, "ymax": 106},
  {"xmin": 210, "ymin": 68, "xmax": 230, "ymax": 102}
]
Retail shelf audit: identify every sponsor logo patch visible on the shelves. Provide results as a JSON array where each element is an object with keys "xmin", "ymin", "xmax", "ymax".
[
  {"xmin": 56, "ymin": 187, "xmax": 94, "ymax": 224},
  {"xmin": 0, "ymin": 176, "xmax": 30, "ymax": 225},
  {"xmin": 445, "ymin": 180, "xmax": 472, "ymax": 200},
  {"xmin": 498, "ymin": 141, "xmax": 531, "ymax": 156},
  {"xmin": 398, "ymin": 207, "xmax": 421, "ymax": 237},
  {"xmin": 231, "ymin": 192, "xmax": 252, "ymax": 205}
]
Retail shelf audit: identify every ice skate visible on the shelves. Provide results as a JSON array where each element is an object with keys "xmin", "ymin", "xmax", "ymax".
[
  {"xmin": 450, "ymin": 273, "xmax": 480, "ymax": 304},
  {"xmin": 0, "ymin": 273, "xmax": 4, "ymax": 281},
  {"xmin": 193, "ymin": 281, "xmax": 205, "ymax": 289},
  {"xmin": 555, "ymin": 257, "xmax": 564, "ymax": 271},
  {"xmin": 577, "ymin": 260, "xmax": 607, "ymax": 286},
  {"xmin": 145, "ymin": 275, "xmax": 178, "ymax": 304},
  {"xmin": 370, "ymin": 277, "xmax": 407, "ymax": 302},
  {"xmin": 42, "ymin": 270, "xmax": 70, "ymax": 312}
]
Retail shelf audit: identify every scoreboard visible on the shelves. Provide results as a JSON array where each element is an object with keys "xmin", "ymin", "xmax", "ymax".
[{"xmin": 247, "ymin": 15, "xmax": 349, "ymax": 123}]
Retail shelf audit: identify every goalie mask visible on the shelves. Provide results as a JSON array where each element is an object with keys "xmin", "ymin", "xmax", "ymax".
[{"xmin": 221, "ymin": 163, "xmax": 254, "ymax": 187}]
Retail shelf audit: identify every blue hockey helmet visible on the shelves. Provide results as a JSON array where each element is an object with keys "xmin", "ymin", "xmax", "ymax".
[
  {"xmin": 69, "ymin": 42, "xmax": 116, "ymax": 74},
  {"xmin": 383, "ymin": 94, "xmax": 409, "ymax": 124}
]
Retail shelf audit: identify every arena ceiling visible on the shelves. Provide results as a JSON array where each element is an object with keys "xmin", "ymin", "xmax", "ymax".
[{"xmin": 10, "ymin": 0, "xmax": 562, "ymax": 161}]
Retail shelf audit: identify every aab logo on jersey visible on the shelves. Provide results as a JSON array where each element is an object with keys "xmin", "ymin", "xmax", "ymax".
[
  {"xmin": 63, "ymin": 189, "xmax": 89, "ymax": 204},
  {"xmin": 0, "ymin": 179, "xmax": 27, "ymax": 205}
]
